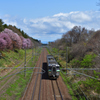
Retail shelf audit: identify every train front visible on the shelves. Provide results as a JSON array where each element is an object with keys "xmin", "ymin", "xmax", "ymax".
[{"xmin": 48, "ymin": 63, "xmax": 60, "ymax": 79}]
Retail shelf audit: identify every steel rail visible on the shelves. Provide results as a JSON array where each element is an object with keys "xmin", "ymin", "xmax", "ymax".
[
  {"xmin": 38, "ymin": 50, "xmax": 44, "ymax": 100},
  {"xmin": 31, "ymin": 50, "xmax": 43, "ymax": 100},
  {"xmin": 38, "ymin": 69, "xmax": 42, "ymax": 100},
  {"xmin": 23, "ymin": 52, "xmax": 42, "ymax": 100},
  {"xmin": 21, "ymin": 48, "xmax": 43, "ymax": 100},
  {"xmin": 51, "ymin": 80, "xmax": 56, "ymax": 100},
  {"xmin": 21, "ymin": 54, "xmax": 39, "ymax": 100},
  {"xmin": 56, "ymin": 80, "xmax": 64, "ymax": 100}
]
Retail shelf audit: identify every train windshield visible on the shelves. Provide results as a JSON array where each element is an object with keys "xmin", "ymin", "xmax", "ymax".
[
  {"xmin": 48, "ymin": 58, "xmax": 54, "ymax": 60},
  {"xmin": 49, "ymin": 62, "xmax": 56, "ymax": 64}
]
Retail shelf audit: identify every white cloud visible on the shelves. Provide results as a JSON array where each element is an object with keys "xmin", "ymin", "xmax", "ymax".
[
  {"xmin": 4, "ymin": 14, "xmax": 10, "ymax": 18},
  {"xmin": 1, "ymin": 11, "xmax": 100, "ymax": 43},
  {"xmin": 53, "ymin": 13, "xmax": 69, "ymax": 17},
  {"xmin": 23, "ymin": 18, "xmax": 27, "ymax": 24},
  {"xmin": 3, "ymin": 19, "xmax": 17, "ymax": 26},
  {"xmin": 70, "ymin": 12, "xmax": 91, "ymax": 22}
]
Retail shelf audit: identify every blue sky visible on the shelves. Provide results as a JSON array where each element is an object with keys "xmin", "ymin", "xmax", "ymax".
[{"xmin": 0, "ymin": 0, "xmax": 100, "ymax": 43}]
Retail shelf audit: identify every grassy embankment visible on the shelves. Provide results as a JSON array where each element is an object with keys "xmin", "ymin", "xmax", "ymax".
[
  {"xmin": 47, "ymin": 47, "xmax": 100, "ymax": 100},
  {"xmin": 0, "ymin": 48, "xmax": 42, "ymax": 100}
]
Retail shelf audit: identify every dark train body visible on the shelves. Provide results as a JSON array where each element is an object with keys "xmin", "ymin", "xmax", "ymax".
[{"xmin": 47, "ymin": 55, "xmax": 60, "ymax": 79}]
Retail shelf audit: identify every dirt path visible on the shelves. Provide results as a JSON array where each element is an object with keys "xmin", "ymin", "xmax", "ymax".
[{"xmin": 21, "ymin": 48, "xmax": 72, "ymax": 100}]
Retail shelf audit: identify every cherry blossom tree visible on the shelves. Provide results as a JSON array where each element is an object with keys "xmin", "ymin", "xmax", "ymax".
[{"xmin": 0, "ymin": 32, "xmax": 13, "ymax": 49}]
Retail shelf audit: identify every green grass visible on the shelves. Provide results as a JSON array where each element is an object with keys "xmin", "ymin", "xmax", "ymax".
[
  {"xmin": 0, "ymin": 48, "xmax": 42, "ymax": 100},
  {"xmin": 0, "ymin": 49, "xmax": 31, "ymax": 68},
  {"xmin": 60, "ymin": 72, "xmax": 77, "ymax": 100},
  {"xmin": 5, "ymin": 52, "xmax": 40, "ymax": 100},
  {"xmin": 5, "ymin": 70, "xmax": 32, "ymax": 99},
  {"xmin": 0, "ymin": 50, "xmax": 33, "ymax": 88},
  {"xmin": 48, "ymin": 47, "xmax": 100, "ymax": 100}
]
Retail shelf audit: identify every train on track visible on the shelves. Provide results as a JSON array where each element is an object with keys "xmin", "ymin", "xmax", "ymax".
[{"xmin": 47, "ymin": 55, "xmax": 60, "ymax": 79}]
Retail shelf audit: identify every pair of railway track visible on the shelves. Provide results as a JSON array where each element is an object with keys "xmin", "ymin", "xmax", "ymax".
[
  {"xmin": 51, "ymin": 80, "xmax": 64, "ymax": 100},
  {"xmin": 21, "ymin": 48, "xmax": 64, "ymax": 100},
  {"xmin": 21, "ymin": 49, "xmax": 44, "ymax": 100},
  {"xmin": 31, "ymin": 49, "xmax": 44, "ymax": 100}
]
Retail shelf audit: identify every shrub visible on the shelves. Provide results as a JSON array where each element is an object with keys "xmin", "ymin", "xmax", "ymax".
[
  {"xmin": 21, "ymin": 38, "xmax": 28, "ymax": 49},
  {"xmin": 70, "ymin": 54, "xmax": 97, "ymax": 68},
  {"xmin": 0, "ymin": 38, "xmax": 7, "ymax": 50},
  {"xmin": 26, "ymin": 38, "xmax": 32, "ymax": 48},
  {"xmin": 70, "ymin": 59, "xmax": 80, "ymax": 68},
  {"xmin": 80, "ymin": 54, "xmax": 97, "ymax": 68},
  {"xmin": 0, "ymin": 32, "xmax": 13, "ymax": 49},
  {"xmin": 4, "ymin": 28, "xmax": 22, "ymax": 49},
  {"xmin": 20, "ymin": 36, "xmax": 32, "ymax": 49}
]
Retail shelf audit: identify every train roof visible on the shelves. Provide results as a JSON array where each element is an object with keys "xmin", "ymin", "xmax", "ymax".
[
  {"xmin": 47, "ymin": 55, "xmax": 60, "ymax": 66},
  {"xmin": 47, "ymin": 55, "xmax": 54, "ymax": 58},
  {"xmin": 47, "ymin": 55, "xmax": 55, "ymax": 60},
  {"xmin": 47, "ymin": 55, "xmax": 57, "ymax": 63}
]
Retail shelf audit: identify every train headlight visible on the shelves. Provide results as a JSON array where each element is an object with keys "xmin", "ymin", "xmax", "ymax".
[
  {"xmin": 56, "ymin": 65, "xmax": 59, "ymax": 67},
  {"xmin": 57, "ymin": 70, "xmax": 60, "ymax": 72}
]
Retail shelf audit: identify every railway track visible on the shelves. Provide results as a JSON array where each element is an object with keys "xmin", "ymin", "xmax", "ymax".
[
  {"xmin": 21, "ymin": 48, "xmax": 72, "ymax": 100},
  {"xmin": 51, "ymin": 80, "xmax": 64, "ymax": 100},
  {"xmin": 21, "ymin": 49, "xmax": 44, "ymax": 100},
  {"xmin": 31, "ymin": 49, "xmax": 44, "ymax": 100}
]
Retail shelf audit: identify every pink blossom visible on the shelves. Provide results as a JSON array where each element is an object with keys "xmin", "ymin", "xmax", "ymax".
[
  {"xmin": 4, "ymin": 28, "xmax": 22, "ymax": 49},
  {"xmin": 0, "ymin": 32, "xmax": 13, "ymax": 49},
  {"xmin": 0, "ymin": 38, "xmax": 7, "ymax": 50}
]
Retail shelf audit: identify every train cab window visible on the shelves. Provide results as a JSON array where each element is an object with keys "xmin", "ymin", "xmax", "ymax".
[
  {"xmin": 49, "ymin": 66, "xmax": 52, "ymax": 69},
  {"xmin": 48, "ymin": 58, "xmax": 54, "ymax": 60},
  {"xmin": 56, "ymin": 66, "xmax": 59, "ymax": 69}
]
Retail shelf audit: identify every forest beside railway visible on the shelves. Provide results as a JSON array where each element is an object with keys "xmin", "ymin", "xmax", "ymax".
[
  {"xmin": 49, "ymin": 26, "xmax": 100, "ymax": 69},
  {"xmin": 48, "ymin": 26, "xmax": 100, "ymax": 100}
]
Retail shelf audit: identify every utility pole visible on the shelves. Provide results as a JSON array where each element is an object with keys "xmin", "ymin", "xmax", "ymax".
[
  {"xmin": 66, "ymin": 47, "xmax": 68, "ymax": 75},
  {"xmin": 32, "ymin": 45, "xmax": 33, "ymax": 60},
  {"xmin": 34, "ymin": 45, "xmax": 36, "ymax": 60},
  {"xmin": 24, "ymin": 47, "xmax": 26, "ymax": 77},
  {"xmin": 32, "ymin": 45, "xmax": 34, "ymax": 66}
]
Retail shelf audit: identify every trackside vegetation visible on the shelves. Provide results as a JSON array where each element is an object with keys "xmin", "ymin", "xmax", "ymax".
[
  {"xmin": 47, "ymin": 47, "xmax": 100, "ymax": 100},
  {"xmin": 0, "ymin": 48, "xmax": 42, "ymax": 100}
]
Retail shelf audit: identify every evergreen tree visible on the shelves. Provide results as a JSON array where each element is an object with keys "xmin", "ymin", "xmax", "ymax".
[{"xmin": 0, "ymin": 19, "xmax": 4, "ymax": 32}]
